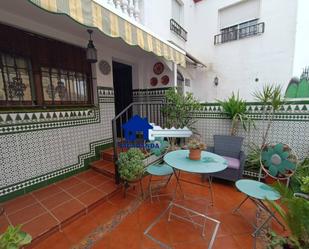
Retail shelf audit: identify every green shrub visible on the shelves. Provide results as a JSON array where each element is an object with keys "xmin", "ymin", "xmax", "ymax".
[
  {"xmin": 118, "ymin": 148, "xmax": 145, "ymax": 182},
  {"xmin": 0, "ymin": 225, "xmax": 32, "ymax": 249}
]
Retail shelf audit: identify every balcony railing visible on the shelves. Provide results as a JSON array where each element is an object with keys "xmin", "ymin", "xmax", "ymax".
[
  {"xmin": 214, "ymin": 22, "xmax": 265, "ymax": 45},
  {"xmin": 170, "ymin": 19, "xmax": 188, "ymax": 41}
]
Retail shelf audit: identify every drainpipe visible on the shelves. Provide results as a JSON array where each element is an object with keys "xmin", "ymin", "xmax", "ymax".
[{"xmin": 173, "ymin": 62, "xmax": 177, "ymax": 89}]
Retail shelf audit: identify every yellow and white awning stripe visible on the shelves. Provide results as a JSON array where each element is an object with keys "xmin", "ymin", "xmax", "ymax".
[{"xmin": 28, "ymin": 0, "xmax": 186, "ymax": 67}]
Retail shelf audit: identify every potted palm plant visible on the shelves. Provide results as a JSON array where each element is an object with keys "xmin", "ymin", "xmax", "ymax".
[
  {"xmin": 187, "ymin": 138, "xmax": 206, "ymax": 160},
  {"xmin": 218, "ymin": 92, "xmax": 254, "ymax": 136}
]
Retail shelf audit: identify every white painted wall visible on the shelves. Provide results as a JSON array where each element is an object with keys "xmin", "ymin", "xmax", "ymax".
[
  {"xmin": 143, "ymin": 0, "xmax": 300, "ymax": 102},
  {"xmin": 292, "ymin": 0, "xmax": 309, "ymax": 77}
]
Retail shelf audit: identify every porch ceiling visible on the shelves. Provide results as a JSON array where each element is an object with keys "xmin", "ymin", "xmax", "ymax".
[{"xmin": 24, "ymin": 0, "xmax": 186, "ymax": 67}]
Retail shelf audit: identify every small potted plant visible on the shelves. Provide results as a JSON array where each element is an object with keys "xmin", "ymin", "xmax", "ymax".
[
  {"xmin": 187, "ymin": 138, "xmax": 206, "ymax": 160},
  {"xmin": 118, "ymin": 148, "xmax": 145, "ymax": 184},
  {"xmin": 0, "ymin": 225, "xmax": 32, "ymax": 249}
]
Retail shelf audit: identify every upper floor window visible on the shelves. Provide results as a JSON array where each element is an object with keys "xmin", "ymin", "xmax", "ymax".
[
  {"xmin": 172, "ymin": 0, "xmax": 184, "ymax": 25},
  {"xmin": 0, "ymin": 23, "xmax": 92, "ymax": 108},
  {"xmin": 0, "ymin": 52, "xmax": 34, "ymax": 105}
]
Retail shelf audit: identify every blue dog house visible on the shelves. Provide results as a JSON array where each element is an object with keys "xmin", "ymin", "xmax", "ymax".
[{"xmin": 122, "ymin": 115, "xmax": 153, "ymax": 141}]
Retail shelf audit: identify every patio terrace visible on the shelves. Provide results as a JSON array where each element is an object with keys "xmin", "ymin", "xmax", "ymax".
[{"xmin": 0, "ymin": 165, "xmax": 285, "ymax": 249}]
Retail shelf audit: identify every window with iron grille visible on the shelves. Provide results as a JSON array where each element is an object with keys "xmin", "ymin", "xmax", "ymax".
[
  {"xmin": 0, "ymin": 23, "xmax": 92, "ymax": 108},
  {"xmin": 41, "ymin": 68, "xmax": 89, "ymax": 105},
  {"xmin": 0, "ymin": 52, "xmax": 35, "ymax": 105}
]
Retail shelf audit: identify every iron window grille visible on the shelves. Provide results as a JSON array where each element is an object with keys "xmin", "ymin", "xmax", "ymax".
[
  {"xmin": 214, "ymin": 21, "xmax": 265, "ymax": 45},
  {"xmin": 170, "ymin": 19, "xmax": 188, "ymax": 41},
  {"xmin": 0, "ymin": 52, "xmax": 35, "ymax": 106},
  {"xmin": 41, "ymin": 67, "xmax": 90, "ymax": 106}
]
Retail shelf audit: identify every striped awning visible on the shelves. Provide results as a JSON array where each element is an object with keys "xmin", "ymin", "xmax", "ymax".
[{"xmin": 28, "ymin": 0, "xmax": 186, "ymax": 67}]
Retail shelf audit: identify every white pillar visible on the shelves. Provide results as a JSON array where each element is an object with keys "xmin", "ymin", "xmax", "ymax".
[{"xmin": 173, "ymin": 62, "xmax": 178, "ymax": 88}]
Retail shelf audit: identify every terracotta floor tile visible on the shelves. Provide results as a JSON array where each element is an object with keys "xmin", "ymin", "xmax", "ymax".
[
  {"xmin": 32, "ymin": 184, "xmax": 62, "ymax": 201},
  {"xmin": 88, "ymin": 201, "xmax": 120, "ymax": 225},
  {"xmin": 3, "ymin": 194, "xmax": 37, "ymax": 215},
  {"xmin": 173, "ymin": 239, "xmax": 211, "ymax": 249},
  {"xmin": 233, "ymin": 233, "xmax": 265, "ymax": 249},
  {"xmin": 40, "ymin": 191, "xmax": 73, "ymax": 210},
  {"xmin": 22, "ymin": 213, "xmax": 59, "ymax": 239},
  {"xmin": 65, "ymin": 182, "xmax": 93, "ymax": 197},
  {"xmin": 0, "ymin": 215, "xmax": 10, "ymax": 233},
  {"xmin": 62, "ymin": 214, "xmax": 99, "ymax": 244},
  {"xmin": 104, "ymin": 227, "xmax": 142, "ymax": 249},
  {"xmin": 51, "ymin": 199, "xmax": 85, "ymax": 223},
  {"xmin": 56, "ymin": 177, "xmax": 81, "ymax": 190},
  {"xmin": 83, "ymin": 174, "xmax": 111, "ymax": 187},
  {"xmin": 31, "ymin": 231, "xmax": 72, "ymax": 249},
  {"xmin": 76, "ymin": 188, "xmax": 108, "ymax": 207},
  {"xmin": 8, "ymin": 203, "xmax": 46, "ymax": 225},
  {"xmin": 98, "ymin": 180, "xmax": 119, "ymax": 195},
  {"xmin": 75, "ymin": 170, "xmax": 100, "ymax": 181},
  {"xmin": 213, "ymin": 235, "xmax": 241, "ymax": 249},
  {"xmin": 145, "ymin": 220, "xmax": 172, "ymax": 246},
  {"xmin": 220, "ymin": 213, "xmax": 253, "ymax": 235}
]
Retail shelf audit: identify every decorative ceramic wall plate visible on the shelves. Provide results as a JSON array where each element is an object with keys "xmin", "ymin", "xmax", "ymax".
[
  {"xmin": 153, "ymin": 62, "xmax": 164, "ymax": 75},
  {"xmin": 99, "ymin": 60, "xmax": 111, "ymax": 75},
  {"xmin": 161, "ymin": 75, "xmax": 169, "ymax": 85},
  {"xmin": 150, "ymin": 77, "xmax": 158, "ymax": 86}
]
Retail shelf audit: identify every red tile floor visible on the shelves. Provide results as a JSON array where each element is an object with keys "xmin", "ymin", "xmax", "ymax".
[{"xmin": 1, "ymin": 172, "xmax": 284, "ymax": 249}]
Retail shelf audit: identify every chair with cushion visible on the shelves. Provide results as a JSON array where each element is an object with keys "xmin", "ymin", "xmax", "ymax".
[{"xmin": 205, "ymin": 135, "xmax": 245, "ymax": 182}]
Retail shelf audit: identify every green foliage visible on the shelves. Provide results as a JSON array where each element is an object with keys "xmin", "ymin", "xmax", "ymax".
[
  {"xmin": 266, "ymin": 183, "xmax": 309, "ymax": 249},
  {"xmin": 300, "ymin": 176, "xmax": 309, "ymax": 194},
  {"xmin": 162, "ymin": 88, "xmax": 201, "ymax": 130},
  {"xmin": 245, "ymin": 143, "xmax": 262, "ymax": 172},
  {"xmin": 253, "ymin": 84, "xmax": 283, "ymax": 145},
  {"xmin": 118, "ymin": 148, "xmax": 145, "ymax": 182},
  {"xmin": 187, "ymin": 138, "xmax": 206, "ymax": 150},
  {"xmin": 291, "ymin": 158, "xmax": 309, "ymax": 193},
  {"xmin": 218, "ymin": 92, "xmax": 255, "ymax": 135},
  {"xmin": 0, "ymin": 225, "xmax": 32, "ymax": 249}
]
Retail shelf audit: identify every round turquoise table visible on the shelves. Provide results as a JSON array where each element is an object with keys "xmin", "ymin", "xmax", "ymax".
[
  {"xmin": 234, "ymin": 179, "xmax": 284, "ymax": 249},
  {"xmin": 164, "ymin": 150, "xmax": 228, "ymax": 174}
]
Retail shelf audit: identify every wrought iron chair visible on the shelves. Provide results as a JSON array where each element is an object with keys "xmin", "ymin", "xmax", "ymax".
[{"xmin": 146, "ymin": 163, "xmax": 173, "ymax": 202}]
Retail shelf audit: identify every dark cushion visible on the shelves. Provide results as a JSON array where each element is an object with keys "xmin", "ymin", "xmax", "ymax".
[{"xmin": 214, "ymin": 135, "xmax": 244, "ymax": 158}]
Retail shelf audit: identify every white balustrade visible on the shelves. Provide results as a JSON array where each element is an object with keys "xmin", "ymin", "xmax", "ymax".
[
  {"xmin": 133, "ymin": 0, "xmax": 140, "ymax": 22},
  {"xmin": 121, "ymin": 0, "xmax": 129, "ymax": 14},
  {"xmin": 128, "ymin": 0, "xmax": 134, "ymax": 18}
]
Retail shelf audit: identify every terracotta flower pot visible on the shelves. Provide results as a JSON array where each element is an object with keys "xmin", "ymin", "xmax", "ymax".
[{"xmin": 189, "ymin": 149, "xmax": 201, "ymax": 160}]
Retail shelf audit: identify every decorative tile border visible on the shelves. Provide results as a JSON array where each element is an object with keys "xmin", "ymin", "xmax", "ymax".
[
  {"xmin": 132, "ymin": 88, "xmax": 170, "ymax": 103},
  {"xmin": 0, "ymin": 138, "xmax": 113, "ymax": 202},
  {"xmin": 98, "ymin": 86, "xmax": 115, "ymax": 103}
]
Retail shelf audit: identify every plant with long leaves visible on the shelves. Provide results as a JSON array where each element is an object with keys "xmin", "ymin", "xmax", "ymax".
[
  {"xmin": 266, "ymin": 183, "xmax": 309, "ymax": 249},
  {"xmin": 218, "ymin": 92, "xmax": 255, "ymax": 136},
  {"xmin": 253, "ymin": 84, "xmax": 283, "ymax": 145}
]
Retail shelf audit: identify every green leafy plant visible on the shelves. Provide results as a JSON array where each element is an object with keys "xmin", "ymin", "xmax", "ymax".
[
  {"xmin": 266, "ymin": 183, "xmax": 309, "ymax": 249},
  {"xmin": 218, "ymin": 92, "xmax": 255, "ymax": 136},
  {"xmin": 300, "ymin": 176, "xmax": 309, "ymax": 194},
  {"xmin": 245, "ymin": 143, "xmax": 262, "ymax": 172},
  {"xmin": 118, "ymin": 148, "xmax": 145, "ymax": 182},
  {"xmin": 162, "ymin": 88, "xmax": 201, "ymax": 130},
  {"xmin": 253, "ymin": 84, "xmax": 283, "ymax": 145},
  {"xmin": 0, "ymin": 225, "xmax": 32, "ymax": 249},
  {"xmin": 291, "ymin": 157, "xmax": 309, "ymax": 193},
  {"xmin": 187, "ymin": 138, "xmax": 206, "ymax": 150}
]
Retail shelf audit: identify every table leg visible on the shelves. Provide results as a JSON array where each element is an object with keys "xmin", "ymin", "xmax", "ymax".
[{"xmin": 233, "ymin": 196, "xmax": 250, "ymax": 213}]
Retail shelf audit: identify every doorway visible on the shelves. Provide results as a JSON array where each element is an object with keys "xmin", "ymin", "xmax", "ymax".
[{"xmin": 112, "ymin": 61, "xmax": 133, "ymax": 136}]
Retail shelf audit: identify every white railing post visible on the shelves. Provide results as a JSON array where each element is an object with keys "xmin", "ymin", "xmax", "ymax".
[
  {"xmin": 115, "ymin": 0, "xmax": 121, "ymax": 9},
  {"xmin": 107, "ymin": 0, "xmax": 113, "ymax": 5},
  {"xmin": 128, "ymin": 0, "xmax": 134, "ymax": 18},
  {"xmin": 133, "ymin": 0, "xmax": 140, "ymax": 22},
  {"xmin": 122, "ymin": 0, "xmax": 129, "ymax": 14}
]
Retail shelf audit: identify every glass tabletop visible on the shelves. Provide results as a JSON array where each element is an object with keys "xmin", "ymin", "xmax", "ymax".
[
  {"xmin": 235, "ymin": 179, "xmax": 280, "ymax": 201},
  {"xmin": 164, "ymin": 150, "xmax": 227, "ymax": 174}
]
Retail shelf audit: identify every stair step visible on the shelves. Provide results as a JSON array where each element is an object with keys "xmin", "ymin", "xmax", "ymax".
[
  {"xmin": 90, "ymin": 160, "xmax": 115, "ymax": 178},
  {"xmin": 100, "ymin": 148, "xmax": 128, "ymax": 161}
]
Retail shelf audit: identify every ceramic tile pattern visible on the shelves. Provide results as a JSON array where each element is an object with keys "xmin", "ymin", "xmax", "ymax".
[{"xmin": 0, "ymin": 87, "xmax": 115, "ymax": 199}]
